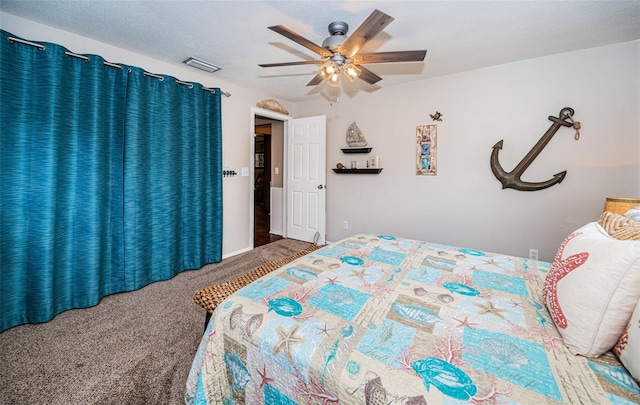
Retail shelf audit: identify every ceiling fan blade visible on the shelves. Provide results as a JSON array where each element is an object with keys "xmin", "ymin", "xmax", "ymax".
[
  {"xmin": 354, "ymin": 50, "xmax": 427, "ymax": 64},
  {"xmin": 337, "ymin": 9, "xmax": 394, "ymax": 58},
  {"xmin": 259, "ymin": 60, "xmax": 323, "ymax": 68},
  {"xmin": 357, "ymin": 65, "xmax": 383, "ymax": 85},
  {"xmin": 306, "ymin": 73, "xmax": 324, "ymax": 86},
  {"xmin": 268, "ymin": 25, "xmax": 333, "ymax": 58}
]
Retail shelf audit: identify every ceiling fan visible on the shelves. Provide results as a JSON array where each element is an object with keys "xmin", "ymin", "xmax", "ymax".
[{"xmin": 259, "ymin": 9, "xmax": 427, "ymax": 87}]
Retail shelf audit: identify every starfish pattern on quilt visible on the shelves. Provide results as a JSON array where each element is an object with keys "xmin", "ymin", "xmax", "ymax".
[
  {"xmin": 454, "ymin": 316, "xmax": 480, "ymax": 329},
  {"xmin": 273, "ymin": 324, "xmax": 305, "ymax": 364},
  {"xmin": 316, "ymin": 323, "xmax": 333, "ymax": 337},
  {"xmin": 542, "ymin": 231, "xmax": 589, "ymax": 329},
  {"xmin": 483, "ymin": 258, "xmax": 503, "ymax": 268},
  {"xmin": 325, "ymin": 276, "xmax": 339, "ymax": 285},
  {"xmin": 474, "ymin": 300, "xmax": 508, "ymax": 319},
  {"xmin": 257, "ymin": 365, "xmax": 274, "ymax": 391},
  {"xmin": 349, "ymin": 268, "xmax": 369, "ymax": 282}
]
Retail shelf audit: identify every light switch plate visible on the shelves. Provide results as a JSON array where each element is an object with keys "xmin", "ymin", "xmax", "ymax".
[{"xmin": 241, "ymin": 167, "xmax": 249, "ymax": 176}]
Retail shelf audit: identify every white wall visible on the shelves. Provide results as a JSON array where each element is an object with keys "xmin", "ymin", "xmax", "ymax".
[
  {"xmin": 293, "ymin": 40, "xmax": 640, "ymax": 261},
  {"xmin": 1, "ymin": 12, "xmax": 293, "ymax": 257}
]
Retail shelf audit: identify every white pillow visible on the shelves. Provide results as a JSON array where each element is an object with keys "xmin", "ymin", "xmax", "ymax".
[
  {"xmin": 543, "ymin": 222, "xmax": 640, "ymax": 357},
  {"xmin": 614, "ymin": 298, "xmax": 640, "ymax": 381}
]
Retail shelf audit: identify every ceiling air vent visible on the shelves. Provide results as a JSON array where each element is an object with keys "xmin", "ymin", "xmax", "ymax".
[{"xmin": 183, "ymin": 57, "xmax": 221, "ymax": 73}]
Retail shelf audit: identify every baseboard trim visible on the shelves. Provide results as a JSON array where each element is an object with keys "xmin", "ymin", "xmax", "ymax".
[{"xmin": 222, "ymin": 246, "xmax": 252, "ymax": 259}]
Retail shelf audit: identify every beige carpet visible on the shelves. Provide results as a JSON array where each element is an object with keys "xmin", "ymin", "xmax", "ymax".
[{"xmin": 0, "ymin": 238, "xmax": 314, "ymax": 405}]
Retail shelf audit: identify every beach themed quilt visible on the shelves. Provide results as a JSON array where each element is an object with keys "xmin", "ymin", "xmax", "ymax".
[{"xmin": 185, "ymin": 234, "xmax": 640, "ymax": 404}]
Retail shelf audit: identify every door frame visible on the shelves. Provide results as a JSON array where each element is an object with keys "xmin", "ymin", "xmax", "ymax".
[{"xmin": 249, "ymin": 107, "xmax": 292, "ymax": 249}]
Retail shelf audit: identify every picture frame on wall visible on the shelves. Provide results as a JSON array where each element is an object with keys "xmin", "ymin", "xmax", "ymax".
[
  {"xmin": 416, "ymin": 124, "xmax": 437, "ymax": 175},
  {"xmin": 255, "ymin": 153, "xmax": 264, "ymax": 168}
]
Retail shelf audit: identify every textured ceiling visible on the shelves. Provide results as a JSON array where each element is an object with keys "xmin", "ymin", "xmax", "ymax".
[{"xmin": 2, "ymin": 1, "xmax": 639, "ymax": 102}]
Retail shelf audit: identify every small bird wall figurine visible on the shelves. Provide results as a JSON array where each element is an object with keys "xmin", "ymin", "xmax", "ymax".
[{"xmin": 430, "ymin": 111, "xmax": 443, "ymax": 121}]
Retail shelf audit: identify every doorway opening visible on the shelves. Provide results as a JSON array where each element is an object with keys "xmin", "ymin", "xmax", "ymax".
[
  {"xmin": 250, "ymin": 109, "xmax": 326, "ymax": 248},
  {"xmin": 253, "ymin": 117, "xmax": 284, "ymax": 247}
]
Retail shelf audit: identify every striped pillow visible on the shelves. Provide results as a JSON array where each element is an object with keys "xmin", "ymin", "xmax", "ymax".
[{"xmin": 598, "ymin": 211, "xmax": 640, "ymax": 240}]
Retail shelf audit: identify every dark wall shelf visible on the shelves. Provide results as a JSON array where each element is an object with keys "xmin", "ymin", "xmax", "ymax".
[
  {"xmin": 341, "ymin": 147, "xmax": 372, "ymax": 154},
  {"xmin": 333, "ymin": 168, "xmax": 383, "ymax": 174}
]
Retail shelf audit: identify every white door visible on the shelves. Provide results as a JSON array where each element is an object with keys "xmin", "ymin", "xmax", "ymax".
[{"xmin": 286, "ymin": 115, "xmax": 326, "ymax": 244}]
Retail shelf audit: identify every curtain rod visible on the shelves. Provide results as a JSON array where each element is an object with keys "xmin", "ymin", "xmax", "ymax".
[
  {"xmin": 7, "ymin": 35, "xmax": 231, "ymax": 97},
  {"xmin": 8, "ymin": 36, "xmax": 44, "ymax": 50}
]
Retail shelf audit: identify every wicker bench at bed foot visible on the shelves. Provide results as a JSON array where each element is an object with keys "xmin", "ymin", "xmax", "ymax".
[{"xmin": 194, "ymin": 243, "xmax": 321, "ymax": 327}]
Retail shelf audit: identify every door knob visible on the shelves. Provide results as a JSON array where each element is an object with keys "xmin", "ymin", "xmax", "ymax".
[{"xmin": 317, "ymin": 185, "xmax": 324, "ymax": 189}]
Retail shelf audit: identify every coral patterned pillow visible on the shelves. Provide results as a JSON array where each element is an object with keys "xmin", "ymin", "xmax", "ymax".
[
  {"xmin": 543, "ymin": 222, "xmax": 640, "ymax": 357},
  {"xmin": 614, "ymin": 298, "xmax": 640, "ymax": 381}
]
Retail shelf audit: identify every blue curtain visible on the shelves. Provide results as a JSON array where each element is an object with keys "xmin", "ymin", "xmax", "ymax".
[
  {"xmin": 123, "ymin": 68, "xmax": 223, "ymax": 290},
  {"xmin": 0, "ymin": 31, "xmax": 223, "ymax": 332}
]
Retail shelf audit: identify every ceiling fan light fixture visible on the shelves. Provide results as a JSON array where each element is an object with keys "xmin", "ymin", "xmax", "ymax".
[
  {"xmin": 319, "ymin": 61, "xmax": 339, "ymax": 80},
  {"xmin": 344, "ymin": 63, "xmax": 361, "ymax": 82},
  {"xmin": 182, "ymin": 57, "xmax": 221, "ymax": 73},
  {"xmin": 328, "ymin": 70, "xmax": 341, "ymax": 87}
]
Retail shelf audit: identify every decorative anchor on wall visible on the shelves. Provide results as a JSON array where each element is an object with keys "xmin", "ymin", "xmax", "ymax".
[{"xmin": 490, "ymin": 107, "xmax": 580, "ymax": 191}]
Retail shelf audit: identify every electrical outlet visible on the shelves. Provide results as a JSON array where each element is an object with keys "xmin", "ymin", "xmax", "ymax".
[
  {"xmin": 343, "ymin": 220, "xmax": 348, "ymax": 230},
  {"xmin": 529, "ymin": 249, "xmax": 539, "ymax": 261}
]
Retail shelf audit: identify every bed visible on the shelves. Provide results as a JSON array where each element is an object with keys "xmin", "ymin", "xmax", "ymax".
[{"xmin": 185, "ymin": 230, "xmax": 640, "ymax": 404}]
